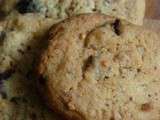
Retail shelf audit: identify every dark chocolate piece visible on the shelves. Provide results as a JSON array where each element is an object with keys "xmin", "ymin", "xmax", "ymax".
[
  {"xmin": 10, "ymin": 97, "xmax": 27, "ymax": 104},
  {"xmin": 0, "ymin": 31, "xmax": 6, "ymax": 45},
  {"xmin": 16, "ymin": 0, "xmax": 41, "ymax": 14},
  {"xmin": 112, "ymin": 19, "xmax": 121, "ymax": 36},
  {"xmin": 0, "ymin": 69, "xmax": 15, "ymax": 81}
]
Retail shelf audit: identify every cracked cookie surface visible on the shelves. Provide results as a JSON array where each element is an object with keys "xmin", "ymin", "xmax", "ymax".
[{"xmin": 38, "ymin": 14, "xmax": 160, "ymax": 120}]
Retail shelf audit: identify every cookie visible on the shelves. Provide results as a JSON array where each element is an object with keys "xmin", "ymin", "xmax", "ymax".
[
  {"xmin": 144, "ymin": 19, "xmax": 160, "ymax": 32},
  {"xmin": 145, "ymin": 0, "xmax": 160, "ymax": 19},
  {"xmin": 0, "ymin": 13, "xmax": 60, "ymax": 120},
  {"xmin": 0, "ymin": 0, "xmax": 145, "ymax": 119},
  {"xmin": 0, "ymin": 0, "xmax": 145, "ymax": 25},
  {"xmin": 37, "ymin": 14, "xmax": 160, "ymax": 120}
]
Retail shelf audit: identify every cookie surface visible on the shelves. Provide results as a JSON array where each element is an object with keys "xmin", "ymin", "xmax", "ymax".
[
  {"xmin": 0, "ymin": 0, "xmax": 145, "ymax": 25},
  {"xmin": 38, "ymin": 14, "xmax": 160, "ymax": 120},
  {"xmin": 144, "ymin": 19, "xmax": 160, "ymax": 32},
  {"xmin": 0, "ymin": 0, "xmax": 145, "ymax": 119},
  {"xmin": 0, "ymin": 13, "xmax": 60, "ymax": 120}
]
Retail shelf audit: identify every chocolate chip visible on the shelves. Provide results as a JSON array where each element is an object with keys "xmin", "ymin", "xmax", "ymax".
[
  {"xmin": 104, "ymin": 76, "xmax": 109, "ymax": 79},
  {"xmin": 141, "ymin": 103, "xmax": 152, "ymax": 112},
  {"xmin": 38, "ymin": 75, "xmax": 46, "ymax": 85},
  {"xmin": 0, "ymin": 31, "xmax": 6, "ymax": 39},
  {"xmin": 10, "ymin": 97, "xmax": 18, "ymax": 104},
  {"xmin": 0, "ymin": 31, "xmax": 6, "ymax": 45},
  {"xmin": 27, "ymin": 46, "xmax": 31, "ymax": 51},
  {"xmin": 0, "ymin": 69, "xmax": 15, "ymax": 81},
  {"xmin": 0, "ymin": 11, "xmax": 6, "ymax": 21},
  {"xmin": 112, "ymin": 19, "xmax": 121, "ymax": 36},
  {"xmin": 17, "ymin": 49, "xmax": 25, "ymax": 55},
  {"xmin": 83, "ymin": 56, "xmax": 94, "ymax": 71},
  {"xmin": 9, "ymin": 61, "xmax": 14, "ymax": 66},
  {"xmin": 154, "ymin": 66, "xmax": 157, "ymax": 70},
  {"xmin": 112, "ymin": 9, "xmax": 116, "ymax": 11},
  {"xmin": 129, "ymin": 97, "xmax": 133, "ymax": 101},
  {"xmin": 16, "ymin": 0, "xmax": 41, "ymax": 14},
  {"xmin": 137, "ymin": 68, "xmax": 141, "ymax": 73},
  {"xmin": 0, "ymin": 91, "xmax": 7, "ymax": 99},
  {"xmin": 82, "ymin": 56, "xmax": 95, "ymax": 79},
  {"xmin": 105, "ymin": 103, "xmax": 109, "ymax": 107},
  {"xmin": 10, "ymin": 97, "xmax": 27, "ymax": 104},
  {"xmin": 92, "ymin": 8, "xmax": 97, "ymax": 12}
]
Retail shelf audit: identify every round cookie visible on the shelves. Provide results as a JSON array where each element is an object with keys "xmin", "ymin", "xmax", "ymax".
[{"xmin": 37, "ymin": 14, "xmax": 160, "ymax": 120}]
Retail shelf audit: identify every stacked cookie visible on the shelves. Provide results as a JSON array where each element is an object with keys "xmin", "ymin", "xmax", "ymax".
[{"xmin": 1, "ymin": 0, "xmax": 160, "ymax": 120}]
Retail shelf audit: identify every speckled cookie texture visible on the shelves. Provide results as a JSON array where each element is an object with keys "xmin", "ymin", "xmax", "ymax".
[
  {"xmin": 0, "ymin": 0, "xmax": 145, "ymax": 25},
  {"xmin": 0, "ymin": 13, "xmax": 60, "ymax": 120},
  {"xmin": 38, "ymin": 14, "xmax": 160, "ymax": 120},
  {"xmin": 0, "ymin": 0, "xmax": 145, "ymax": 119},
  {"xmin": 144, "ymin": 19, "xmax": 160, "ymax": 32}
]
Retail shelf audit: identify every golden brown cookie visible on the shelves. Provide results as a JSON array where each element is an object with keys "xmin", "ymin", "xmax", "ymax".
[{"xmin": 37, "ymin": 14, "xmax": 160, "ymax": 120}]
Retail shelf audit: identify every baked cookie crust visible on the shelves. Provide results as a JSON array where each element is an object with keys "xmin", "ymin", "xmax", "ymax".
[{"xmin": 38, "ymin": 14, "xmax": 160, "ymax": 120}]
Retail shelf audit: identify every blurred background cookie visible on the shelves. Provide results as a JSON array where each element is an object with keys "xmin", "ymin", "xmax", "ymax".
[
  {"xmin": 0, "ymin": 0, "xmax": 145, "ymax": 25},
  {"xmin": 145, "ymin": 0, "xmax": 160, "ymax": 19}
]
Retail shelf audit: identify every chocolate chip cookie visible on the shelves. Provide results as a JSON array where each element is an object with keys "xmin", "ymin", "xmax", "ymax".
[{"xmin": 38, "ymin": 14, "xmax": 160, "ymax": 120}]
